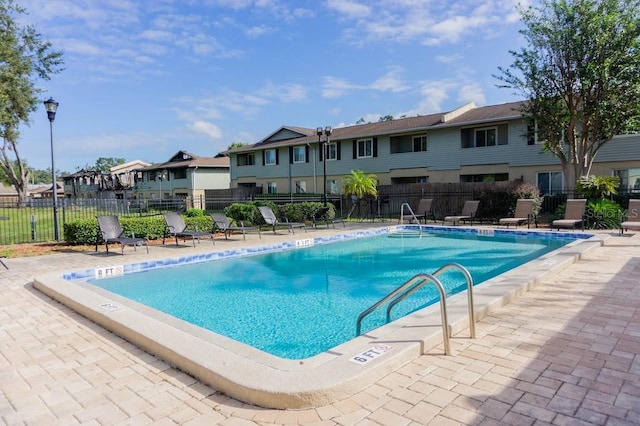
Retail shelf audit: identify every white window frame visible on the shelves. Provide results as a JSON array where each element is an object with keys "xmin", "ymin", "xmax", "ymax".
[
  {"xmin": 293, "ymin": 146, "xmax": 306, "ymax": 163},
  {"xmin": 326, "ymin": 143, "xmax": 337, "ymax": 160},
  {"xmin": 327, "ymin": 179, "xmax": 338, "ymax": 194},
  {"xmin": 357, "ymin": 139, "xmax": 373, "ymax": 158},
  {"xmin": 413, "ymin": 135, "xmax": 427, "ymax": 152},
  {"xmin": 265, "ymin": 149, "xmax": 276, "ymax": 166},
  {"xmin": 294, "ymin": 180, "xmax": 306, "ymax": 193},
  {"xmin": 536, "ymin": 171, "xmax": 564, "ymax": 195},
  {"xmin": 474, "ymin": 127, "xmax": 497, "ymax": 147},
  {"xmin": 266, "ymin": 181, "xmax": 277, "ymax": 194}
]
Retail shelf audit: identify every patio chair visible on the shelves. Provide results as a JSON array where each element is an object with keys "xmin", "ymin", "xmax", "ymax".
[
  {"xmin": 443, "ymin": 200, "xmax": 480, "ymax": 226},
  {"xmin": 620, "ymin": 199, "xmax": 640, "ymax": 235},
  {"xmin": 258, "ymin": 206, "xmax": 306, "ymax": 234},
  {"xmin": 312, "ymin": 206, "xmax": 345, "ymax": 229},
  {"xmin": 551, "ymin": 199, "xmax": 587, "ymax": 231},
  {"xmin": 210, "ymin": 212, "xmax": 261, "ymax": 240},
  {"xmin": 162, "ymin": 211, "xmax": 215, "ymax": 247},
  {"xmin": 499, "ymin": 199, "xmax": 535, "ymax": 228},
  {"xmin": 96, "ymin": 215, "xmax": 149, "ymax": 255}
]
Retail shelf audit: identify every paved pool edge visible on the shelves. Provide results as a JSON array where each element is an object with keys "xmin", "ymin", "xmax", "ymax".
[{"xmin": 33, "ymin": 227, "xmax": 605, "ymax": 409}]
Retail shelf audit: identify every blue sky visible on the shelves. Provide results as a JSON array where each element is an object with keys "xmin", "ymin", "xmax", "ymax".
[{"xmin": 17, "ymin": 0, "xmax": 529, "ymax": 173}]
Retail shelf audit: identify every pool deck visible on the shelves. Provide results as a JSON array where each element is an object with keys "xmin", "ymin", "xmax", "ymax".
[{"xmin": 2, "ymin": 223, "xmax": 639, "ymax": 425}]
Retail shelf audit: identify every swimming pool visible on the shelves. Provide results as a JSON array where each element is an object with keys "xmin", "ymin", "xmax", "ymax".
[
  {"xmin": 86, "ymin": 230, "xmax": 571, "ymax": 359},
  {"xmin": 34, "ymin": 224, "xmax": 600, "ymax": 408}
]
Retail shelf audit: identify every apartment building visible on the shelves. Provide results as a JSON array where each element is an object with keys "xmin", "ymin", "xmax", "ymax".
[{"xmin": 226, "ymin": 101, "xmax": 640, "ymax": 195}]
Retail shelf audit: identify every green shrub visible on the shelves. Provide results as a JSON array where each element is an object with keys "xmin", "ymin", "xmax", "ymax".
[
  {"xmin": 224, "ymin": 203, "xmax": 259, "ymax": 224},
  {"xmin": 184, "ymin": 208, "xmax": 204, "ymax": 217},
  {"xmin": 63, "ymin": 214, "xmax": 213, "ymax": 245},
  {"xmin": 586, "ymin": 199, "xmax": 623, "ymax": 229},
  {"xmin": 63, "ymin": 219, "xmax": 100, "ymax": 245},
  {"xmin": 576, "ymin": 175, "xmax": 620, "ymax": 199}
]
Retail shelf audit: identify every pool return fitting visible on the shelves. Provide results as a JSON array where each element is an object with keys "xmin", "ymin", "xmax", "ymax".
[{"xmin": 356, "ymin": 263, "xmax": 475, "ymax": 355}]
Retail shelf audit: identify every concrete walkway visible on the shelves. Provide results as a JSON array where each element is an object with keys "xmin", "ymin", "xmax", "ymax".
[{"xmin": 1, "ymin": 226, "xmax": 639, "ymax": 425}]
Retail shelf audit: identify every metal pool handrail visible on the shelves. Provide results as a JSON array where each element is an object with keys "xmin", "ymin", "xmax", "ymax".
[
  {"xmin": 355, "ymin": 263, "xmax": 475, "ymax": 356},
  {"xmin": 386, "ymin": 263, "xmax": 475, "ymax": 339},
  {"xmin": 398, "ymin": 202, "xmax": 422, "ymax": 236}
]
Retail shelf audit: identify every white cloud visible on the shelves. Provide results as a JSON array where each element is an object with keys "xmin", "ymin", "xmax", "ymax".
[
  {"xmin": 370, "ymin": 67, "xmax": 409, "ymax": 93},
  {"xmin": 188, "ymin": 121, "xmax": 223, "ymax": 139},
  {"xmin": 326, "ymin": 0, "xmax": 371, "ymax": 18},
  {"xmin": 458, "ymin": 83, "xmax": 487, "ymax": 106},
  {"xmin": 322, "ymin": 77, "xmax": 361, "ymax": 99},
  {"xmin": 329, "ymin": 0, "xmax": 523, "ymax": 46}
]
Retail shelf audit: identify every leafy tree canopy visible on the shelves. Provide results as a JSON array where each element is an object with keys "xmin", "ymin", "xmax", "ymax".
[
  {"xmin": 0, "ymin": 0, "xmax": 64, "ymax": 203},
  {"xmin": 496, "ymin": 0, "xmax": 640, "ymax": 188}
]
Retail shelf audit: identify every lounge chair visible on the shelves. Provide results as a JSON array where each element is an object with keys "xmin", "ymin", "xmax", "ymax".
[
  {"xmin": 312, "ymin": 206, "xmax": 345, "ymax": 229},
  {"xmin": 620, "ymin": 199, "xmax": 640, "ymax": 235},
  {"xmin": 258, "ymin": 206, "xmax": 306, "ymax": 234},
  {"xmin": 443, "ymin": 200, "xmax": 480, "ymax": 226},
  {"xmin": 499, "ymin": 199, "xmax": 535, "ymax": 228},
  {"xmin": 162, "ymin": 211, "xmax": 215, "ymax": 246},
  {"xmin": 551, "ymin": 199, "xmax": 587, "ymax": 231},
  {"xmin": 414, "ymin": 199, "xmax": 436, "ymax": 223},
  {"xmin": 210, "ymin": 213, "xmax": 261, "ymax": 240},
  {"xmin": 96, "ymin": 215, "xmax": 149, "ymax": 255}
]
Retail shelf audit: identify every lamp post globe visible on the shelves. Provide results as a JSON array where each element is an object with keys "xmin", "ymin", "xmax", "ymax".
[{"xmin": 44, "ymin": 98, "xmax": 60, "ymax": 241}]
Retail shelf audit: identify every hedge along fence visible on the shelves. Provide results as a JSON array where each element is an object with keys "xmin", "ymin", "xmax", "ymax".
[
  {"xmin": 63, "ymin": 215, "xmax": 214, "ymax": 245},
  {"xmin": 63, "ymin": 202, "xmax": 338, "ymax": 245}
]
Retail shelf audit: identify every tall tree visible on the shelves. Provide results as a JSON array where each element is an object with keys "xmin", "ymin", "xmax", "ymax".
[
  {"xmin": 94, "ymin": 157, "xmax": 125, "ymax": 172},
  {"xmin": 496, "ymin": 0, "xmax": 640, "ymax": 188},
  {"xmin": 0, "ymin": 0, "xmax": 64, "ymax": 204}
]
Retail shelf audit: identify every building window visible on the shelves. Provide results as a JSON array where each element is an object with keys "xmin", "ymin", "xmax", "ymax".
[
  {"xmin": 173, "ymin": 168, "xmax": 187, "ymax": 179},
  {"xmin": 390, "ymin": 134, "xmax": 427, "ymax": 153},
  {"xmin": 293, "ymin": 146, "xmax": 306, "ymax": 163},
  {"xmin": 613, "ymin": 168, "xmax": 640, "ymax": 191},
  {"xmin": 537, "ymin": 171, "xmax": 563, "ymax": 195},
  {"xmin": 475, "ymin": 127, "xmax": 497, "ymax": 147},
  {"xmin": 264, "ymin": 149, "xmax": 277, "ymax": 165},
  {"xmin": 460, "ymin": 173, "xmax": 509, "ymax": 183},
  {"xmin": 461, "ymin": 125, "xmax": 508, "ymax": 148},
  {"xmin": 294, "ymin": 180, "xmax": 306, "ymax": 193},
  {"xmin": 267, "ymin": 182, "xmax": 277, "ymax": 193},
  {"xmin": 326, "ymin": 143, "xmax": 337, "ymax": 160},
  {"xmin": 413, "ymin": 135, "xmax": 427, "ymax": 152},
  {"xmin": 357, "ymin": 139, "xmax": 373, "ymax": 158},
  {"xmin": 327, "ymin": 179, "xmax": 338, "ymax": 195},
  {"xmin": 148, "ymin": 171, "xmax": 156, "ymax": 181},
  {"xmin": 237, "ymin": 153, "xmax": 256, "ymax": 166}
]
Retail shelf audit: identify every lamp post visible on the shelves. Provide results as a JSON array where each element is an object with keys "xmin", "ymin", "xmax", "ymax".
[
  {"xmin": 317, "ymin": 126, "xmax": 332, "ymax": 206},
  {"xmin": 159, "ymin": 169, "xmax": 168, "ymax": 209},
  {"xmin": 44, "ymin": 97, "xmax": 60, "ymax": 241}
]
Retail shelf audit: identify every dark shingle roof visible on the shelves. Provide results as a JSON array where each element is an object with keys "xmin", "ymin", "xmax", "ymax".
[{"xmin": 228, "ymin": 101, "xmax": 527, "ymax": 153}]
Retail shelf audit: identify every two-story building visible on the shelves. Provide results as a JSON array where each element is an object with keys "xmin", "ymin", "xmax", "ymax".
[
  {"xmin": 135, "ymin": 151, "xmax": 230, "ymax": 208},
  {"xmin": 226, "ymin": 101, "xmax": 640, "ymax": 195}
]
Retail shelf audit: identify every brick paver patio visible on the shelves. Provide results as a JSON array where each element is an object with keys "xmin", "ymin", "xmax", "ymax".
[{"xmin": 1, "ymin": 226, "xmax": 639, "ymax": 425}]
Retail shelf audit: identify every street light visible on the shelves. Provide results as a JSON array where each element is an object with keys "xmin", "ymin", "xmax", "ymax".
[
  {"xmin": 44, "ymin": 97, "xmax": 59, "ymax": 241},
  {"xmin": 159, "ymin": 169, "xmax": 168, "ymax": 209},
  {"xmin": 317, "ymin": 126, "xmax": 332, "ymax": 206}
]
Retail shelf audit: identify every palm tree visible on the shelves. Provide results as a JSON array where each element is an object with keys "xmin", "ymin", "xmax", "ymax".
[{"xmin": 342, "ymin": 170, "xmax": 378, "ymax": 218}]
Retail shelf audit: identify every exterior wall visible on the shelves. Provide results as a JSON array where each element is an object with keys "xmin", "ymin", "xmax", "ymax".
[{"xmin": 228, "ymin": 118, "xmax": 640, "ymax": 192}]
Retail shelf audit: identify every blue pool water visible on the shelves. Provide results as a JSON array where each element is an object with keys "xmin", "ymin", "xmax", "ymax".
[{"xmin": 88, "ymin": 231, "xmax": 571, "ymax": 359}]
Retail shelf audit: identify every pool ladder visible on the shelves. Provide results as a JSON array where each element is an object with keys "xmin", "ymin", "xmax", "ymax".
[
  {"xmin": 355, "ymin": 263, "xmax": 475, "ymax": 355},
  {"xmin": 396, "ymin": 203, "xmax": 422, "ymax": 236}
]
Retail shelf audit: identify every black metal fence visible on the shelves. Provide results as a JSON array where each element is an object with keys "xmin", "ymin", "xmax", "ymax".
[{"xmin": 1, "ymin": 184, "xmax": 637, "ymax": 245}]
